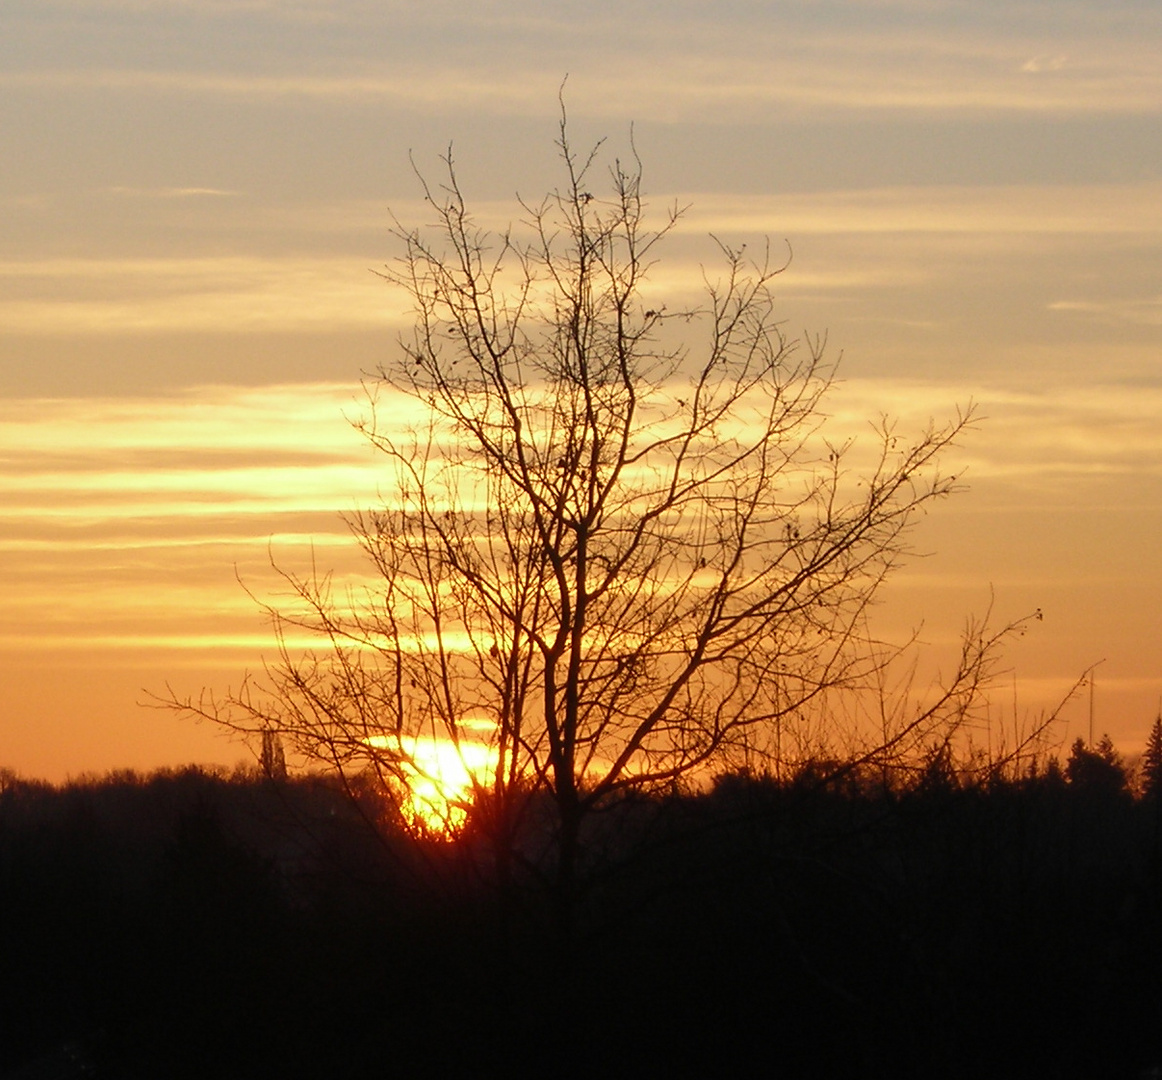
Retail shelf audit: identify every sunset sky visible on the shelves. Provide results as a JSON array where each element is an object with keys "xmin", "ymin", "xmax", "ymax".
[{"xmin": 2, "ymin": 0, "xmax": 1160, "ymax": 781}]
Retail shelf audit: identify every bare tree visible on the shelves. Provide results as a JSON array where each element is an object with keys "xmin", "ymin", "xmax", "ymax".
[{"xmin": 171, "ymin": 113, "xmax": 1031, "ymax": 932}]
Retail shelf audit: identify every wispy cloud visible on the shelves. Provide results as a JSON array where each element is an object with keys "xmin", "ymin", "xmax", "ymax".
[
  {"xmin": 0, "ymin": 257, "xmax": 399, "ymax": 333},
  {"xmin": 1048, "ymin": 296, "xmax": 1162, "ymax": 326},
  {"xmin": 0, "ymin": 383, "xmax": 376, "ymax": 453},
  {"xmin": 830, "ymin": 377, "xmax": 1162, "ymax": 486},
  {"xmin": 8, "ymin": 0, "xmax": 1161, "ymax": 123},
  {"xmin": 4, "ymin": 184, "xmax": 1156, "ymax": 336},
  {"xmin": 1021, "ymin": 54, "xmax": 1070, "ymax": 73},
  {"xmin": 5, "ymin": 35, "xmax": 1160, "ymax": 119},
  {"xmin": 105, "ymin": 185, "xmax": 239, "ymax": 198},
  {"xmin": 674, "ymin": 183, "xmax": 1162, "ymax": 237}
]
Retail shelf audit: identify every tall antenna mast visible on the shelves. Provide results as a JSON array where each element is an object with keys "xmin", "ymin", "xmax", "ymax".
[
  {"xmin": 1089, "ymin": 670, "xmax": 1095, "ymax": 746},
  {"xmin": 1086, "ymin": 659, "xmax": 1106, "ymax": 745}
]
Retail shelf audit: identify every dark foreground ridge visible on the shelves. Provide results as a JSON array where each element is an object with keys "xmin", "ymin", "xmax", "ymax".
[{"xmin": 1, "ymin": 756, "xmax": 1160, "ymax": 1079}]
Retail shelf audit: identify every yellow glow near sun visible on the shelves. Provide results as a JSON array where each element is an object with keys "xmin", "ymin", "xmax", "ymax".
[{"xmin": 366, "ymin": 732, "xmax": 499, "ymax": 834}]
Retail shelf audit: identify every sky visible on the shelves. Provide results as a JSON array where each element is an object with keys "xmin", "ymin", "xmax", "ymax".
[{"xmin": 2, "ymin": 0, "xmax": 1160, "ymax": 782}]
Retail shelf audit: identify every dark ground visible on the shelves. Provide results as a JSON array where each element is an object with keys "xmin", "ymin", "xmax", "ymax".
[{"xmin": 1, "ymin": 761, "xmax": 1160, "ymax": 1078}]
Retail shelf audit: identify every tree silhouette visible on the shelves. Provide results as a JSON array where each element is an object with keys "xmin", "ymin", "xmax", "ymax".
[
  {"xmin": 1066, "ymin": 734, "xmax": 1128, "ymax": 796},
  {"xmin": 1143, "ymin": 714, "xmax": 1162, "ymax": 801},
  {"xmin": 170, "ymin": 111, "xmax": 1032, "ymax": 937}
]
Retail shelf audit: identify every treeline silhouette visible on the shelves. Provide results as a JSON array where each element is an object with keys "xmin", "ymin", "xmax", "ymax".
[{"xmin": 2, "ymin": 738, "xmax": 1161, "ymax": 1079}]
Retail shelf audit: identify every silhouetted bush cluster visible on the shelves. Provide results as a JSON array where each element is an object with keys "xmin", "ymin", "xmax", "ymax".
[{"xmin": 1, "ymin": 756, "xmax": 1160, "ymax": 1078}]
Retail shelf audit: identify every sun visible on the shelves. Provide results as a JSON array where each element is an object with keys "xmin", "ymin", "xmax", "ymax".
[{"xmin": 366, "ymin": 733, "xmax": 498, "ymax": 834}]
